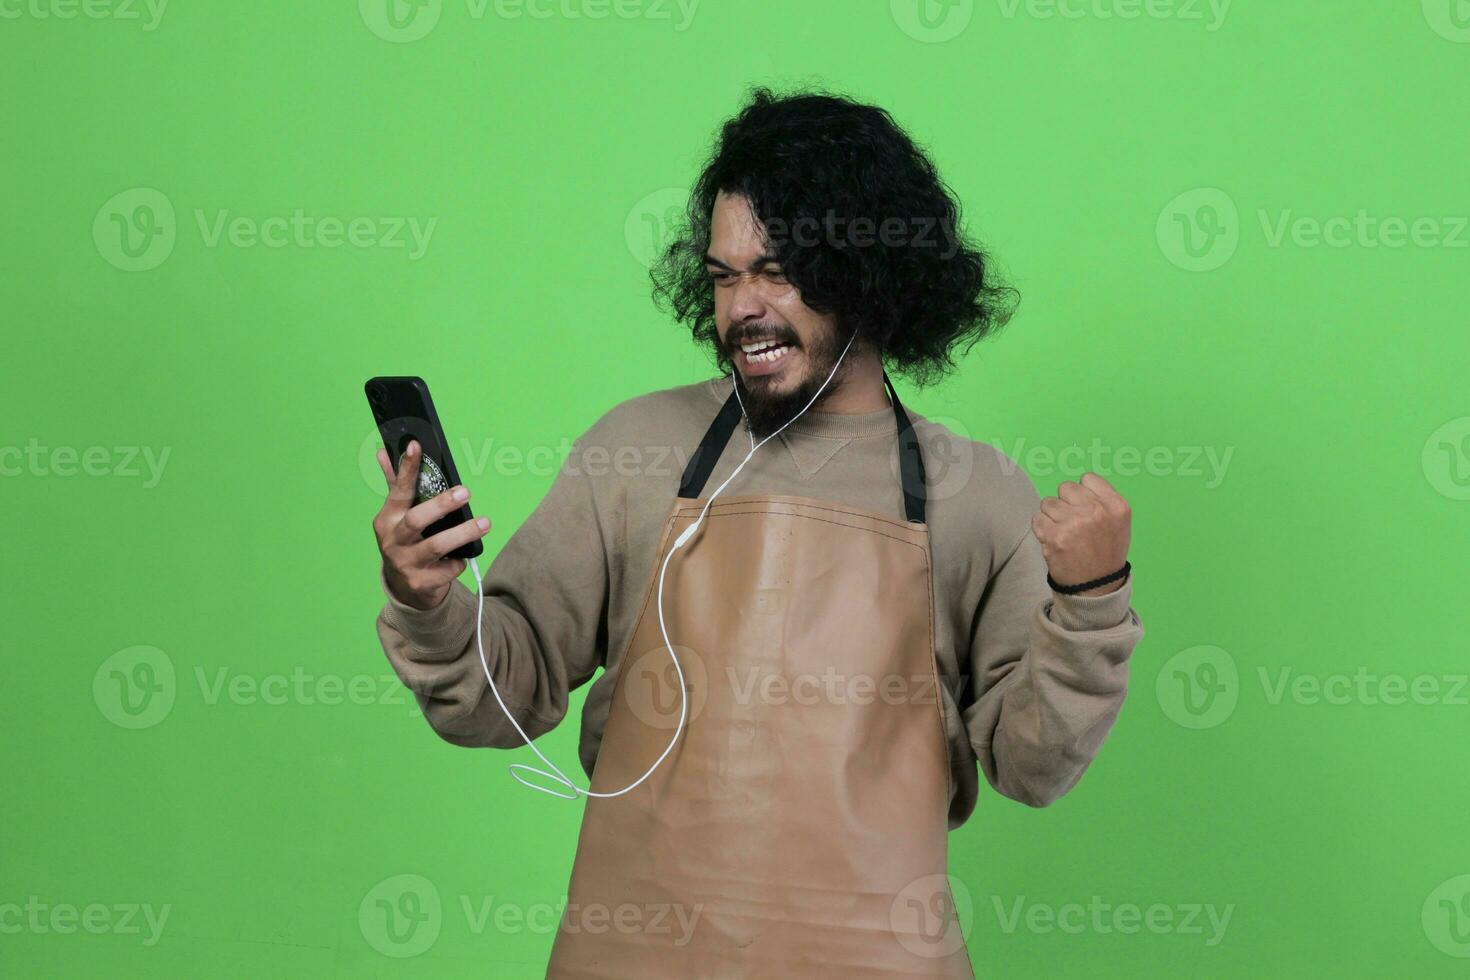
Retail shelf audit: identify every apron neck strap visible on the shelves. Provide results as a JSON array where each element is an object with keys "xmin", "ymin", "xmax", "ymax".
[{"xmin": 678, "ymin": 371, "xmax": 928, "ymax": 524}]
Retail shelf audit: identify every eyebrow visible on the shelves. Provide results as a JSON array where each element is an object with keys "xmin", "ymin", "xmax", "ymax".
[{"xmin": 704, "ymin": 253, "xmax": 781, "ymax": 271}]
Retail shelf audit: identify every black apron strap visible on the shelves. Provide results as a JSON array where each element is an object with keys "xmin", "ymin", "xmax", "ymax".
[
  {"xmin": 676, "ymin": 385, "xmax": 746, "ymax": 500},
  {"xmin": 677, "ymin": 372, "xmax": 928, "ymax": 524},
  {"xmin": 885, "ymin": 371, "xmax": 927, "ymax": 525}
]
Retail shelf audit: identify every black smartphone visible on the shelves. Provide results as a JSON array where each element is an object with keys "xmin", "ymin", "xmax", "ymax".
[{"xmin": 365, "ymin": 375, "xmax": 483, "ymax": 560}]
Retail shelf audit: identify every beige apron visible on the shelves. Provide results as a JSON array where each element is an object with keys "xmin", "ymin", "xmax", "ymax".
[{"xmin": 547, "ymin": 374, "xmax": 974, "ymax": 979}]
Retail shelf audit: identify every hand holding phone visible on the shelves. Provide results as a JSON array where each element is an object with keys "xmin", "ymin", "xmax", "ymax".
[
  {"xmin": 366, "ymin": 376, "xmax": 491, "ymax": 610},
  {"xmin": 371, "ymin": 440, "xmax": 491, "ymax": 609}
]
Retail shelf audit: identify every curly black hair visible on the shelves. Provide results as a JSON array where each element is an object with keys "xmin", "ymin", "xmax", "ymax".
[{"xmin": 651, "ymin": 86, "xmax": 1018, "ymax": 387}]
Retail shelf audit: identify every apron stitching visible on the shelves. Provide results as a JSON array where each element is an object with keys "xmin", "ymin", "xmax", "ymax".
[
  {"xmin": 920, "ymin": 539, "xmax": 957, "ymax": 815},
  {"xmin": 672, "ymin": 498, "xmax": 920, "ymax": 534},
  {"xmin": 674, "ymin": 509, "xmax": 927, "ymax": 552}
]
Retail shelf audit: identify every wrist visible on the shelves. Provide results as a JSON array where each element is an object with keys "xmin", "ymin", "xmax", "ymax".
[
  {"xmin": 381, "ymin": 564, "xmax": 450, "ymax": 611},
  {"xmin": 1047, "ymin": 560, "xmax": 1131, "ymax": 596}
]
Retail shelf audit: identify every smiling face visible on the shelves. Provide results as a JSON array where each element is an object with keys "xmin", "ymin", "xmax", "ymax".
[{"xmin": 706, "ymin": 190, "xmax": 853, "ymax": 437}]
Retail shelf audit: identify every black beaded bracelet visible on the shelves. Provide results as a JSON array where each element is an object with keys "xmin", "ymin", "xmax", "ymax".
[{"xmin": 1047, "ymin": 561, "xmax": 1131, "ymax": 595}]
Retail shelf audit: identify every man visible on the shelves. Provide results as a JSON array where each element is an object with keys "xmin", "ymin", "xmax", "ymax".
[{"xmin": 371, "ymin": 88, "xmax": 1143, "ymax": 978}]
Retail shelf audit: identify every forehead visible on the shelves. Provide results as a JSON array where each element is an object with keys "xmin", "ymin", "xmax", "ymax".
[{"xmin": 709, "ymin": 191, "xmax": 769, "ymax": 262}]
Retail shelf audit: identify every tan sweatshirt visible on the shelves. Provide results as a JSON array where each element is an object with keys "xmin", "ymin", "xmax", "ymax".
[{"xmin": 375, "ymin": 376, "xmax": 1145, "ymax": 828}]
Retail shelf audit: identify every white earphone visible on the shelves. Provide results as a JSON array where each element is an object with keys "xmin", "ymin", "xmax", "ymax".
[{"xmin": 467, "ymin": 332, "xmax": 859, "ymax": 800}]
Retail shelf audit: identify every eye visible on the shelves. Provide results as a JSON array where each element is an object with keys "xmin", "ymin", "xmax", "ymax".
[
  {"xmin": 707, "ymin": 269, "xmax": 734, "ymax": 285},
  {"xmin": 762, "ymin": 267, "xmax": 788, "ymax": 284}
]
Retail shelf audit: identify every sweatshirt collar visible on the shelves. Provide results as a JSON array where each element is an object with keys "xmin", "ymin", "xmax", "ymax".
[{"xmin": 702, "ymin": 375, "xmax": 900, "ymax": 441}]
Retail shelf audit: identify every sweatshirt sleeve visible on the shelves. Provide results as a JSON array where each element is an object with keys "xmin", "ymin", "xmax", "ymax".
[
  {"xmin": 374, "ymin": 439, "xmax": 609, "ymax": 748},
  {"xmin": 960, "ymin": 519, "xmax": 1145, "ymax": 808}
]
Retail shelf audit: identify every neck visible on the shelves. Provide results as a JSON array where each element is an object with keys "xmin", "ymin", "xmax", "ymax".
[{"xmin": 813, "ymin": 348, "xmax": 889, "ymax": 414}]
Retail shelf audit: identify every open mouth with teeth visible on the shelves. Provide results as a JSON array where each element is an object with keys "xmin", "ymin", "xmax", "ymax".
[{"xmin": 739, "ymin": 338, "xmax": 797, "ymax": 376}]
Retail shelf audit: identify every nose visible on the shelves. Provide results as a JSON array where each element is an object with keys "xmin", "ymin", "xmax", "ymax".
[{"xmin": 728, "ymin": 275, "xmax": 769, "ymax": 326}]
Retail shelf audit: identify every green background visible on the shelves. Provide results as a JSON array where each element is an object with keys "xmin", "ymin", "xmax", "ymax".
[{"xmin": 4, "ymin": 1, "xmax": 1469, "ymax": 976}]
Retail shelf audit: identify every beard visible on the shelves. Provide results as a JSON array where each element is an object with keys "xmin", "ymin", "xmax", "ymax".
[{"xmin": 728, "ymin": 321, "xmax": 856, "ymax": 440}]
